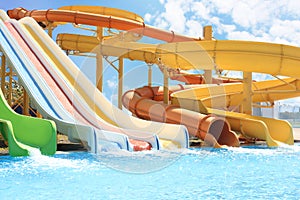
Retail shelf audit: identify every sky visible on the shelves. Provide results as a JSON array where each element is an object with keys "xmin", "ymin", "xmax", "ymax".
[
  {"xmin": 2, "ymin": 0, "xmax": 300, "ymax": 45},
  {"xmin": 1, "ymin": 0, "xmax": 300, "ymax": 107}
]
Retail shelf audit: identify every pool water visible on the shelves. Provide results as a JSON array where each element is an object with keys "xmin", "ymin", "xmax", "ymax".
[{"xmin": 1, "ymin": 144, "xmax": 300, "ymax": 199}]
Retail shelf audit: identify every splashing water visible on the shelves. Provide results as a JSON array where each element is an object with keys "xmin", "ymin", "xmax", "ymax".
[{"xmin": 1, "ymin": 144, "xmax": 300, "ymax": 199}]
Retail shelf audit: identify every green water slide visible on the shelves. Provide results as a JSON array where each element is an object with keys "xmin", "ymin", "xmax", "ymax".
[{"xmin": 0, "ymin": 89, "xmax": 57, "ymax": 156}]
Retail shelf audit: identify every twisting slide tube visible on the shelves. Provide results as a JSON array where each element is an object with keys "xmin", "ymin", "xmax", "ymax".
[
  {"xmin": 123, "ymin": 85, "xmax": 240, "ymax": 147},
  {"xmin": 7, "ymin": 7, "xmax": 199, "ymax": 42}
]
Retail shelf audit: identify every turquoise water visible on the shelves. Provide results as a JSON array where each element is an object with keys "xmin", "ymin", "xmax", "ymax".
[{"xmin": 1, "ymin": 144, "xmax": 300, "ymax": 200}]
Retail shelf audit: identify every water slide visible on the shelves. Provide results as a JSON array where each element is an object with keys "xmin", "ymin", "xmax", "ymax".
[
  {"xmin": 171, "ymin": 78, "xmax": 300, "ymax": 146},
  {"xmin": 123, "ymin": 85, "xmax": 240, "ymax": 147},
  {"xmin": 14, "ymin": 18, "xmax": 161, "ymax": 151},
  {"xmin": 7, "ymin": 6, "xmax": 197, "ymax": 43},
  {"xmin": 54, "ymin": 34, "xmax": 242, "ymax": 147},
  {"xmin": 52, "ymin": 9, "xmax": 299, "ymax": 146},
  {"xmin": 0, "ymin": 15, "xmax": 56, "ymax": 156},
  {"xmin": 54, "ymin": 33, "xmax": 298, "ymax": 146},
  {"xmin": 8, "ymin": 7, "xmax": 236, "ymax": 147},
  {"xmin": 0, "ymin": 12, "xmax": 159, "ymax": 153},
  {"xmin": 0, "ymin": 88, "xmax": 56, "ymax": 157},
  {"xmin": 8, "ymin": 6, "xmax": 300, "ymax": 147},
  {"xmin": 7, "ymin": 14, "xmax": 189, "ymax": 149},
  {"xmin": 7, "ymin": 7, "xmax": 300, "ymax": 77},
  {"xmin": 172, "ymin": 78, "xmax": 300, "ymax": 109},
  {"xmin": 55, "ymin": 34, "xmax": 300, "ymax": 79}
]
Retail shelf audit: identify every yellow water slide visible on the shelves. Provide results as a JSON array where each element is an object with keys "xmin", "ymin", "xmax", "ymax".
[
  {"xmin": 171, "ymin": 78, "xmax": 300, "ymax": 109},
  {"xmin": 171, "ymin": 78, "xmax": 300, "ymax": 146},
  {"xmin": 56, "ymin": 33, "xmax": 300, "ymax": 79},
  {"xmin": 56, "ymin": 33, "xmax": 300, "ymax": 146}
]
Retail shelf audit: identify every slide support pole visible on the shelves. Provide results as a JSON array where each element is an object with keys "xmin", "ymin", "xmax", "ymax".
[
  {"xmin": 242, "ymin": 72, "xmax": 253, "ymax": 115},
  {"xmin": 203, "ymin": 26, "xmax": 213, "ymax": 84}
]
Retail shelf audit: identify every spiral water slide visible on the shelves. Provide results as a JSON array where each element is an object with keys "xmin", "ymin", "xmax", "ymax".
[
  {"xmin": 57, "ymin": 32, "xmax": 299, "ymax": 146},
  {"xmin": 7, "ymin": 8, "xmax": 190, "ymax": 149},
  {"xmin": 171, "ymin": 78, "xmax": 300, "ymax": 146},
  {"xmin": 57, "ymin": 34, "xmax": 240, "ymax": 147},
  {"xmin": 8, "ymin": 6, "xmax": 300, "ymax": 147},
  {"xmin": 53, "ymin": 10, "xmax": 300, "ymax": 146},
  {"xmin": 54, "ymin": 35, "xmax": 297, "ymax": 147}
]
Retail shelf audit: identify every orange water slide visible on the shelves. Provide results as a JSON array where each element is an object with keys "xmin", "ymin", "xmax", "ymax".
[
  {"xmin": 122, "ymin": 85, "xmax": 240, "ymax": 147},
  {"xmin": 7, "ymin": 7, "xmax": 200, "ymax": 42},
  {"xmin": 168, "ymin": 69, "xmax": 244, "ymax": 84}
]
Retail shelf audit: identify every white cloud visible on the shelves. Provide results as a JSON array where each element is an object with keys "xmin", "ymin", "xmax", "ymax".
[
  {"xmin": 154, "ymin": 17, "xmax": 169, "ymax": 30},
  {"xmin": 226, "ymin": 31, "xmax": 257, "ymax": 41},
  {"xmin": 219, "ymin": 24, "xmax": 236, "ymax": 35},
  {"xmin": 144, "ymin": 13, "xmax": 152, "ymax": 23},
  {"xmin": 231, "ymin": 2, "xmax": 253, "ymax": 28},
  {"xmin": 190, "ymin": 2, "xmax": 210, "ymax": 20},
  {"xmin": 107, "ymin": 78, "xmax": 117, "ymax": 89},
  {"xmin": 208, "ymin": 0, "xmax": 235, "ymax": 14},
  {"xmin": 160, "ymin": 0, "xmax": 189, "ymax": 33},
  {"xmin": 269, "ymin": 20, "xmax": 300, "ymax": 43},
  {"xmin": 152, "ymin": 0, "xmax": 300, "ymax": 46},
  {"xmin": 286, "ymin": 0, "xmax": 300, "ymax": 18},
  {"xmin": 186, "ymin": 20, "xmax": 202, "ymax": 37}
]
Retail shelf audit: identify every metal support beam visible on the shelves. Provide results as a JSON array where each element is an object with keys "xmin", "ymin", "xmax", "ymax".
[
  {"xmin": 242, "ymin": 72, "xmax": 253, "ymax": 115},
  {"xmin": 118, "ymin": 57, "xmax": 124, "ymax": 109},
  {"xmin": 163, "ymin": 66, "xmax": 169, "ymax": 104},
  {"xmin": 203, "ymin": 25, "xmax": 213, "ymax": 84},
  {"xmin": 96, "ymin": 27, "xmax": 103, "ymax": 92}
]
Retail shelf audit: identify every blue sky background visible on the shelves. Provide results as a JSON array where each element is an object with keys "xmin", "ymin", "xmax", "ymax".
[
  {"xmin": 0, "ymin": 0, "xmax": 161, "ymax": 17},
  {"xmin": 1, "ymin": 0, "xmax": 300, "ymax": 108}
]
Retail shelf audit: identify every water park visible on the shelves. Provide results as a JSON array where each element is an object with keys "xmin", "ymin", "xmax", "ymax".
[{"xmin": 1, "ymin": 2, "xmax": 300, "ymax": 199}]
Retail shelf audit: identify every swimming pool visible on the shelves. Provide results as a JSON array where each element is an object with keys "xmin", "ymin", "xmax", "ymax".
[{"xmin": 1, "ymin": 144, "xmax": 300, "ymax": 199}]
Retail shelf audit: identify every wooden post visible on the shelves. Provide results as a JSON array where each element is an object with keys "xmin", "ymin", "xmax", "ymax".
[
  {"xmin": 242, "ymin": 72, "xmax": 252, "ymax": 115},
  {"xmin": 203, "ymin": 26, "xmax": 213, "ymax": 84},
  {"xmin": 8, "ymin": 66, "xmax": 12, "ymax": 106},
  {"xmin": 148, "ymin": 64, "xmax": 152, "ymax": 87},
  {"xmin": 23, "ymin": 89, "xmax": 30, "ymax": 116},
  {"xmin": 47, "ymin": 23, "xmax": 53, "ymax": 38},
  {"xmin": 96, "ymin": 27, "xmax": 103, "ymax": 92},
  {"xmin": 1, "ymin": 54, "xmax": 5, "ymax": 93},
  {"xmin": 163, "ymin": 66, "xmax": 169, "ymax": 104},
  {"xmin": 118, "ymin": 57, "xmax": 124, "ymax": 109}
]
